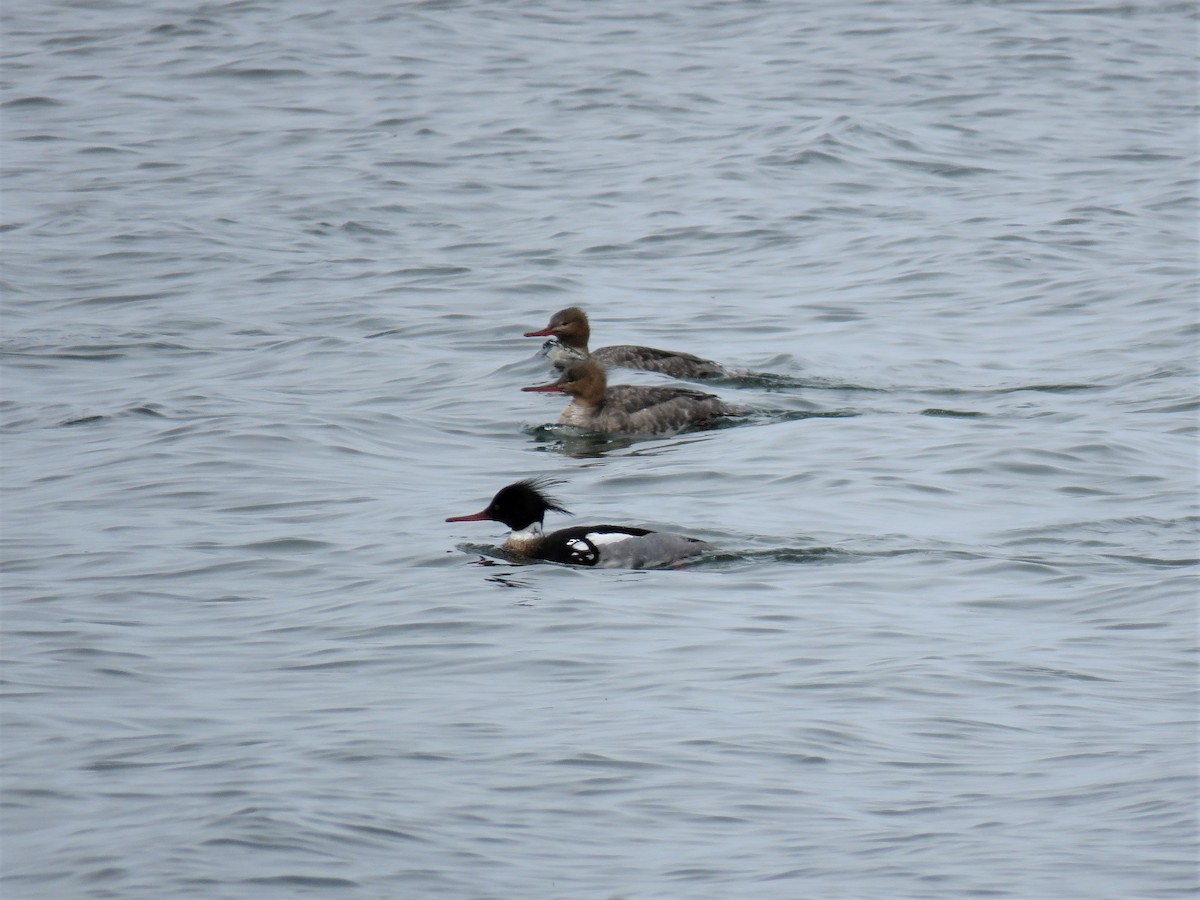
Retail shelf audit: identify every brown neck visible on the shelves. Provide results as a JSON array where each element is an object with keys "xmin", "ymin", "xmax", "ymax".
[{"xmin": 566, "ymin": 362, "xmax": 607, "ymax": 407}]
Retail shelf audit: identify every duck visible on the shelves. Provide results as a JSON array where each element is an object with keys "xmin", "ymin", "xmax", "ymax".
[
  {"xmin": 521, "ymin": 358, "xmax": 742, "ymax": 435},
  {"xmin": 523, "ymin": 307, "xmax": 732, "ymax": 380},
  {"xmin": 446, "ymin": 478, "xmax": 713, "ymax": 568}
]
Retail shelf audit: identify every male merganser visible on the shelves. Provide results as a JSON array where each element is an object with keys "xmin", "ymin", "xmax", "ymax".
[
  {"xmin": 446, "ymin": 478, "xmax": 713, "ymax": 568},
  {"xmin": 522, "ymin": 358, "xmax": 742, "ymax": 435},
  {"xmin": 524, "ymin": 307, "xmax": 732, "ymax": 380}
]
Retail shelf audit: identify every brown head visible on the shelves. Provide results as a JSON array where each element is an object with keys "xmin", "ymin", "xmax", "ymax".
[
  {"xmin": 521, "ymin": 358, "xmax": 607, "ymax": 406},
  {"xmin": 522, "ymin": 307, "xmax": 591, "ymax": 352}
]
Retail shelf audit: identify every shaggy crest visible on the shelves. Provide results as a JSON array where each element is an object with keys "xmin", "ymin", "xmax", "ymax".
[{"xmin": 511, "ymin": 477, "xmax": 572, "ymax": 517}]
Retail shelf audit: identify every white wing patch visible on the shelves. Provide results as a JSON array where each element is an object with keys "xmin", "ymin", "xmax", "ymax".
[{"xmin": 584, "ymin": 531, "xmax": 636, "ymax": 547}]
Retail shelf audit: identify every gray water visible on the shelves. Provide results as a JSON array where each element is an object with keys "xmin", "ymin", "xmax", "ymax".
[{"xmin": 2, "ymin": 1, "xmax": 1197, "ymax": 897}]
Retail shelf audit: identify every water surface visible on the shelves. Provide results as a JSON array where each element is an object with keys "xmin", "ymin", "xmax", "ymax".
[{"xmin": 2, "ymin": 1, "xmax": 1197, "ymax": 897}]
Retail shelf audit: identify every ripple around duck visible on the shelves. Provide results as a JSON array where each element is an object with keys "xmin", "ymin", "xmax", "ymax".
[
  {"xmin": 522, "ymin": 407, "xmax": 859, "ymax": 456},
  {"xmin": 712, "ymin": 371, "xmax": 886, "ymax": 391}
]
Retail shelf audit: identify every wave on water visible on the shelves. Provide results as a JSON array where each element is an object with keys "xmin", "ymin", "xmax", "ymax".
[{"xmin": 920, "ymin": 382, "xmax": 1110, "ymax": 397}]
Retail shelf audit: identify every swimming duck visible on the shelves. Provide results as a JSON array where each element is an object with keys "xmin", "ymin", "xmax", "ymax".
[
  {"xmin": 524, "ymin": 307, "xmax": 732, "ymax": 379},
  {"xmin": 522, "ymin": 359, "xmax": 741, "ymax": 434},
  {"xmin": 446, "ymin": 478, "xmax": 713, "ymax": 568}
]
